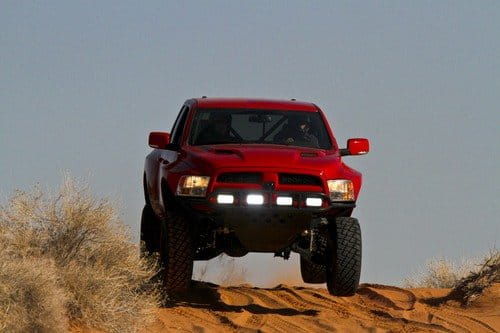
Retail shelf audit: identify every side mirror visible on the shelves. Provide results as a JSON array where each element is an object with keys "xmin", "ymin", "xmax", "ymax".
[
  {"xmin": 148, "ymin": 132, "xmax": 170, "ymax": 149},
  {"xmin": 340, "ymin": 138, "xmax": 369, "ymax": 156}
]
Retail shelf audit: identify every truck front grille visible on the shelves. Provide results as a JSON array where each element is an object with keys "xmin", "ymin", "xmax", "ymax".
[
  {"xmin": 279, "ymin": 173, "xmax": 322, "ymax": 186},
  {"xmin": 218, "ymin": 172, "xmax": 262, "ymax": 184}
]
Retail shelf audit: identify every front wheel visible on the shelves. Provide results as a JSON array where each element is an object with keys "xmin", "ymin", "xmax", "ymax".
[
  {"xmin": 159, "ymin": 209, "xmax": 194, "ymax": 293},
  {"xmin": 326, "ymin": 217, "xmax": 362, "ymax": 296}
]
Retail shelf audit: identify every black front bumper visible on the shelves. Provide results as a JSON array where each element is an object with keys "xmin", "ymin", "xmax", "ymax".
[{"xmin": 178, "ymin": 190, "xmax": 355, "ymax": 252}]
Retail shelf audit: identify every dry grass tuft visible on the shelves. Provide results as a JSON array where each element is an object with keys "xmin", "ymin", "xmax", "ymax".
[
  {"xmin": 404, "ymin": 257, "xmax": 475, "ymax": 289},
  {"xmin": 408, "ymin": 250, "xmax": 500, "ymax": 307},
  {"xmin": 0, "ymin": 177, "xmax": 160, "ymax": 332},
  {"xmin": 448, "ymin": 249, "xmax": 500, "ymax": 306}
]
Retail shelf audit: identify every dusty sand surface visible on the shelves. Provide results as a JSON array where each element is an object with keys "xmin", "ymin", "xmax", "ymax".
[{"xmin": 150, "ymin": 282, "xmax": 500, "ymax": 333}]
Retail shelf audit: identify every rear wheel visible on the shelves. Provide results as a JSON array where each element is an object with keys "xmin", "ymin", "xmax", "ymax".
[
  {"xmin": 300, "ymin": 256, "xmax": 326, "ymax": 284},
  {"xmin": 159, "ymin": 209, "xmax": 194, "ymax": 293},
  {"xmin": 326, "ymin": 217, "xmax": 362, "ymax": 296}
]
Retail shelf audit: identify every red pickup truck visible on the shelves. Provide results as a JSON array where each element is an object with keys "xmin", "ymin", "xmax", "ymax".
[{"xmin": 141, "ymin": 98, "xmax": 369, "ymax": 296}]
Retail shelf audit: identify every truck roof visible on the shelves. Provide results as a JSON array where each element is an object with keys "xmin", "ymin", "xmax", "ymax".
[{"xmin": 193, "ymin": 97, "xmax": 319, "ymax": 112}]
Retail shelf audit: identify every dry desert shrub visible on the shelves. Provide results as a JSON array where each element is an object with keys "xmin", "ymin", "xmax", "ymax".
[
  {"xmin": 0, "ymin": 178, "xmax": 160, "ymax": 332},
  {"xmin": 404, "ymin": 257, "xmax": 475, "ymax": 289},
  {"xmin": 448, "ymin": 249, "xmax": 500, "ymax": 306},
  {"xmin": 406, "ymin": 249, "xmax": 500, "ymax": 307},
  {"xmin": 0, "ymin": 255, "xmax": 68, "ymax": 333}
]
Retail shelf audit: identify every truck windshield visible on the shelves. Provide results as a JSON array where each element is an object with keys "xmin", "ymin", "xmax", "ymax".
[{"xmin": 189, "ymin": 109, "xmax": 333, "ymax": 150}]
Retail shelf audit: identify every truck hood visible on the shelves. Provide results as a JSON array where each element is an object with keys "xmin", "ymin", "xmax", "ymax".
[{"xmin": 183, "ymin": 144, "xmax": 340, "ymax": 173}]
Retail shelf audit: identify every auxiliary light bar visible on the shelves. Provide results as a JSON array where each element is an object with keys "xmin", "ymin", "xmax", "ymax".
[{"xmin": 215, "ymin": 193, "xmax": 323, "ymax": 208}]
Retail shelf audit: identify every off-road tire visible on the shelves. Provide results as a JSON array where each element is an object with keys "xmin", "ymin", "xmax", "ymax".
[
  {"xmin": 300, "ymin": 256, "xmax": 326, "ymax": 284},
  {"xmin": 326, "ymin": 217, "xmax": 362, "ymax": 296},
  {"xmin": 159, "ymin": 209, "xmax": 194, "ymax": 293},
  {"xmin": 140, "ymin": 204, "xmax": 160, "ymax": 257}
]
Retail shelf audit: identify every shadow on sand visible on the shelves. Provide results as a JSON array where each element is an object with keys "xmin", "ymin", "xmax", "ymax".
[{"xmin": 162, "ymin": 281, "xmax": 319, "ymax": 317}]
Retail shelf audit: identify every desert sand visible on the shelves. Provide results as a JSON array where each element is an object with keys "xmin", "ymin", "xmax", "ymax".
[{"xmin": 149, "ymin": 282, "xmax": 500, "ymax": 333}]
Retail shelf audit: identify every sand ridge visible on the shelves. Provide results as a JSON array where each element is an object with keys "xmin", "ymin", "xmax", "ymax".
[{"xmin": 151, "ymin": 282, "xmax": 500, "ymax": 333}]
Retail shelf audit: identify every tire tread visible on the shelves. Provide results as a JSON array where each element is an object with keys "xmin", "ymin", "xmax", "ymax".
[
  {"xmin": 160, "ymin": 210, "xmax": 193, "ymax": 292},
  {"xmin": 326, "ymin": 217, "xmax": 362, "ymax": 296}
]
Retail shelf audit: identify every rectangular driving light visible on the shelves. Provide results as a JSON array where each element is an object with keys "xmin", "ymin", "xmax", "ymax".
[
  {"xmin": 217, "ymin": 194, "xmax": 234, "ymax": 204},
  {"xmin": 305, "ymin": 197, "xmax": 322, "ymax": 207},
  {"xmin": 247, "ymin": 194, "xmax": 264, "ymax": 205},
  {"xmin": 276, "ymin": 196, "xmax": 293, "ymax": 206}
]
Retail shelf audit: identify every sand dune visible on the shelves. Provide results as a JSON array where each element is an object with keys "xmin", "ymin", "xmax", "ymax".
[{"xmin": 150, "ymin": 282, "xmax": 500, "ymax": 333}]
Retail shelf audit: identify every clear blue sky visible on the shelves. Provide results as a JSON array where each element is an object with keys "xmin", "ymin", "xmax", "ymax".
[{"xmin": 1, "ymin": 1, "xmax": 499, "ymax": 286}]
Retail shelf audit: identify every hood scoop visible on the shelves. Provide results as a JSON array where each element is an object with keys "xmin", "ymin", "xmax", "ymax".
[{"xmin": 200, "ymin": 146, "xmax": 327, "ymax": 165}]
